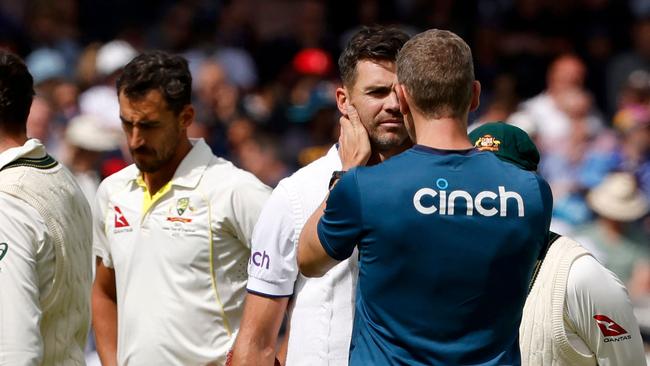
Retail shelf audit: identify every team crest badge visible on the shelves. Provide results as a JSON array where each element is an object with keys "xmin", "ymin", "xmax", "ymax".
[
  {"xmin": 176, "ymin": 197, "xmax": 189, "ymax": 216},
  {"xmin": 474, "ymin": 134, "xmax": 501, "ymax": 152},
  {"xmin": 166, "ymin": 197, "xmax": 193, "ymax": 223}
]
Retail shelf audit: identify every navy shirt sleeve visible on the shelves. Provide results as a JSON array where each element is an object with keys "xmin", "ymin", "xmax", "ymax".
[{"xmin": 317, "ymin": 169, "xmax": 363, "ymax": 261}]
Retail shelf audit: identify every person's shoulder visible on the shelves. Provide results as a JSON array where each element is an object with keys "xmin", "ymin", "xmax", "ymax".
[
  {"xmin": 96, "ymin": 164, "xmax": 138, "ymax": 196},
  {"xmin": 354, "ymin": 149, "xmax": 414, "ymax": 176},
  {"xmin": 203, "ymin": 155, "xmax": 271, "ymax": 193}
]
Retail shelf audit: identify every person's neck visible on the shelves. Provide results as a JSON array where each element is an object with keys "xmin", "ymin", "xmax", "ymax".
[
  {"xmin": 142, "ymin": 139, "xmax": 193, "ymax": 195},
  {"xmin": 366, "ymin": 140, "xmax": 411, "ymax": 166},
  {"xmin": 412, "ymin": 114, "xmax": 473, "ymax": 150},
  {"xmin": 0, "ymin": 130, "xmax": 28, "ymax": 153}
]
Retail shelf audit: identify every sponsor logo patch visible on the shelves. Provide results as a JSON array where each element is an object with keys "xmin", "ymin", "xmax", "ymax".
[
  {"xmin": 594, "ymin": 315, "xmax": 631, "ymax": 342},
  {"xmin": 250, "ymin": 250, "xmax": 270, "ymax": 270},
  {"xmin": 114, "ymin": 206, "xmax": 130, "ymax": 228},
  {"xmin": 113, "ymin": 206, "xmax": 133, "ymax": 233},
  {"xmin": 413, "ymin": 178, "xmax": 525, "ymax": 217}
]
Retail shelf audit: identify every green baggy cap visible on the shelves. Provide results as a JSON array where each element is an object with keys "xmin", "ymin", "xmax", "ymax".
[{"xmin": 468, "ymin": 122, "xmax": 540, "ymax": 171}]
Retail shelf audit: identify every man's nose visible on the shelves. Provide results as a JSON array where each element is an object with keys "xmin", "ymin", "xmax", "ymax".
[
  {"xmin": 128, "ymin": 128, "xmax": 145, "ymax": 148},
  {"xmin": 385, "ymin": 90, "xmax": 400, "ymax": 112}
]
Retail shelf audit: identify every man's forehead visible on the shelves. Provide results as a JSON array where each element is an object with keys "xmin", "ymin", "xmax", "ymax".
[
  {"xmin": 351, "ymin": 59, "xmax": 397, "ymax": 87},
  {"xmin": 118, "ymin": 89, "xmax": 170, "ymax": 120},
  {"xmin": 119, "ymin": 89, "xmax": 168, "ymax": 111}
]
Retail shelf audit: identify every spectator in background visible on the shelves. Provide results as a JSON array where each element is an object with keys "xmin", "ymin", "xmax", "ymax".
[
  {"xmin": 540, "ymin": 87, "xmax": 600, "ymax": 226},
  {"xmin": 607, "ymin": 16, "xmax": 650, "ymax": 115},
  {"xmin": 575, "ymin": 172, "xmax": 650, "ymax": 299},
  {"xmin": 614, "ymin": 103, "xmax": 650, "ymax": 200},
  {"xmin": 61, "ymin": 114, "xmax": 123, "ymax": 206},
  {"xmin": 193, "ymin": 58, "xmax": 240, "ymax": 157},
  {"xmin": 236, "ymin": 133, "xmax": 290, "ymax": 188},
  {"xmin": 25, "ymin": 95, "xmax": 61, "ymax": 155},
  {"xmin": 509, "ymin": 54, "xmax": 604, "ymax": 156},
  {"xmin": 26, "ymin": 47, "xmax": 81, "ymax": 138},
  {"xmin": 79, "ymin": 39, "xmax": 137, "ymax": 133}
]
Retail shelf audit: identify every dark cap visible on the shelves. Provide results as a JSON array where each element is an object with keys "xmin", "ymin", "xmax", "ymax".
[{"xmin": 468, "ymin": 122, "xmax": 540, "ymax": 171}]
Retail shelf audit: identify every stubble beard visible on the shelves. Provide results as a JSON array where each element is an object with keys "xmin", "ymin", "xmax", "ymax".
[{"xmin": 132, "ymin": 144, "xmax": 177, "ymax": 173}]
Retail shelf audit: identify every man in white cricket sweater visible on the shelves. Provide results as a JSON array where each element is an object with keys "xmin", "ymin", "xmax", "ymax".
[
  {"xmin": 0, "ymin": 51, "xmax": 93, "ymax": 365},
  {"xmin": 469, "ymin": 122, "xmax": 646, "ymax": 366}
]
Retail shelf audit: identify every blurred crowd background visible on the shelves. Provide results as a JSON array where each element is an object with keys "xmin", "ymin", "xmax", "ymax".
[{"xmin": 1, "ymin": 0, "xmax": 650, "ymax": 355}]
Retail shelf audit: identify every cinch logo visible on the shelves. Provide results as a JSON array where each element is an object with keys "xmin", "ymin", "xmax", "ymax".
[
  {"xmin": 251, "ymin": 251, "xmax": 270, "ymax": 270},
  {"xmin": 114, "ymin": 206, "xmax": 130, "ymax": 228},
  {"xmin": 594, "ymin": 315, "xmax": 628, "ymax": 338},
  {"xmin": 413, "ymin": 178, "xmax": 524, "ymax": 217}
]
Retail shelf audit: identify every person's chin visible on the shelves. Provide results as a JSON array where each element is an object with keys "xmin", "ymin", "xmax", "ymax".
[{"xmin": 134, "ymin": 159, "xmax": 158, "ymax": 173}]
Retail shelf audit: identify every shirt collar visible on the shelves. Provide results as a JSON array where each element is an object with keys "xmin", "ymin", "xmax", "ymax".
[
  {"xmin": 0, "ymin": 139, "xmax": 48, "ymax": 170},
  {"xmin": 131, "ymin": 138, "xmax": 213, "ymax": 190}
]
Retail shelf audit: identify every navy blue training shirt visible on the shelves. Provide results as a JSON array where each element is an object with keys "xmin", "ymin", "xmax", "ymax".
[{"xmin": 317, "ymin": 145, "xmax": 553, "ymax": 366}]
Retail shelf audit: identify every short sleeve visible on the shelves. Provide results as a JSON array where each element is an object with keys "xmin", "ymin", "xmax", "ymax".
[
  {"xmin": 564, "ymin": 255, "xmax": 646, "ymax": 365},
  {"xmin": 229, "ymin": 176, "xmax": 272, "ymax": 248},
  {"xmin": 317, "ymin": 170, "xmax": 363, "ymax": 261},
  {"xmin": 0, "ymin": 193, "xmax": 47, "ymax": 364},
  {"xmin": 92, "ymin": 181, "xmax": 113, "ymax": 268},
  {"xmin": 246, "ymin": 184, "xmax": 298, "ymax": 297}
]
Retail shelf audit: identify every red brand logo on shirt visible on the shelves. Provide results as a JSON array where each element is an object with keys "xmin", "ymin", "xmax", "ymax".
[
  {"xmin": 594, "ymin": 315, "xmax": 628, "ymax": 337},
  {"xmin": 114, "ymin": 206, "xmax": 130, "ymax": 228}
]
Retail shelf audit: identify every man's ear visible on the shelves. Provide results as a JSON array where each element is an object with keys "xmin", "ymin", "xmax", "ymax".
[
  {"xmin": 336, "ymin": 86, "xmax": 349, "ymax": 117},
  {"xmin": 469, "ymin": 80, "xmax": 481, "ymax": 112},
  {"xmin": 179, "ymin": 104, "xmax": 195, "ymax": 129},
  {"xmin": 396, "ymin": 84, "xmax": 410, "ymax": 116}
]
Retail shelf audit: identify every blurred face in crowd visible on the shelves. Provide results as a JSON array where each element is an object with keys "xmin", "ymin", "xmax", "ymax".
[
  {"xmin": 26, "ymin": 97, "xmax": 52, "ymax": 142},
  {"xmin": 338, "ymin": 59, "xmax": 409, "ymax": 152},
  {"xmin": 548, "ymin": 56, "xmax": 586, "ymax": 94},
  {"xmin": 118, "ymin": 89, "xmax": 191, "ymax": 173}
]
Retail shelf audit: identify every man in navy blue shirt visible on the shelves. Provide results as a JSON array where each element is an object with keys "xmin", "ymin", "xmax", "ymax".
[{"xmin": 298, "ymin": 29, "xmax": 553, "ymax": 365}]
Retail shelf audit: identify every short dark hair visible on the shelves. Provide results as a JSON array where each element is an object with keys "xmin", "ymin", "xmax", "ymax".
[
  {"xmin": 117, "ymin": 51, "xmax": 192, "ymax": 115},
  {"xmin": 338, "ymin": 26, "xmax": 410, "ymax": 87},
  {"xmin": 0, "ymin": 50, "xmax": 34, "ymax": 133},
  {"xmin": 397, "ymin": 29, "xmax": 474, "ymax": 118}
]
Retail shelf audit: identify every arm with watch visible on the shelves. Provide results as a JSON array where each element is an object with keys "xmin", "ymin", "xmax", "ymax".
[{"xmin": 298, "ymin": 105, "xmax": 370, "ymax": 277}]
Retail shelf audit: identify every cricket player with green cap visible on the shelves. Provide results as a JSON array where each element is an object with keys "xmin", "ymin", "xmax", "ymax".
[{"xmin": 469, "ymin": 122, "xmax": 645, "ymax": 366}]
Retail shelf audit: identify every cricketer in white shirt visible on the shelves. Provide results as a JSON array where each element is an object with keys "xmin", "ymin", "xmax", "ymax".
[
  {"xmin": 94, "ymin": 138, "xmax": 270, "ymax": 365},
  {"xmin": 0, "ymin": 139, "xmax": 93, "ymax": 366},
  {"xmin": 246, "ymin": 145, "xmax": 358, "ymax": 365}
]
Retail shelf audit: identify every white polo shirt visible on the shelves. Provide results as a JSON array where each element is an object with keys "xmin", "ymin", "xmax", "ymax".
[
  {"xmin": 94, "ymin": 139, "xmax": 270, "ymax": 365},
  {"xmin": 247, "ymin": 145, "xmax": 358, "ymax": 365}
]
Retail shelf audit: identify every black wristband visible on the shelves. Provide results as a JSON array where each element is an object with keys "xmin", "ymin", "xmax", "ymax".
[{"xmin": 328, "ymin": 170, "xmax": 347, "ymax": 190}]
